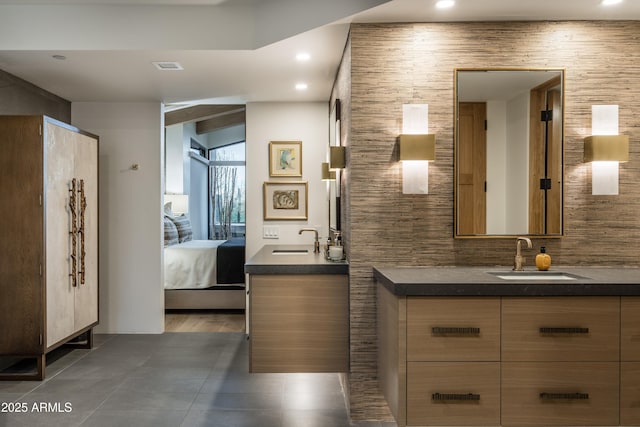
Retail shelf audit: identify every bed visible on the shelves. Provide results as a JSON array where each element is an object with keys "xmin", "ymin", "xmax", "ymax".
[{"xmin": 164, "ymin": 237, "xmax": 246, "ymax": 310}]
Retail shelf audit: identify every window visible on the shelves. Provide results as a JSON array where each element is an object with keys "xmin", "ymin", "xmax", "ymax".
[{"xmin": 208, "ymin": 142, "xmax": 245, "ymax": 239}]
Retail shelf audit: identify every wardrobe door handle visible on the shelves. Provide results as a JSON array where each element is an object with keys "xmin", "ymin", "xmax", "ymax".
[
  {"xmin": 432, "ymin": 327, "xmax": 480, "ymax": 335},
  {"xmin": 539, "ymin": 392, "xmax": 589, "ymax": 400},
  {"xmin": 78, "ymin": 179, "xmax": 87, "ymax": 285},
  {"xmin": 432, "ymin": 392, "xmax": 481, "ymax": 401},
  {"xmin": 539, "ymin": 327, "xmax": 589, "ymax": 334},
  {"xmin": 68, "ymin": 178, "xmax": 78, "ymax": 287}
]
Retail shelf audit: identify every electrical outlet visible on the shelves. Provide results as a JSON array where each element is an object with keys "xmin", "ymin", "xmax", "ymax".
[{"xmin": 263, "ymin": 225, "xmax": 279, "ymax": 239}]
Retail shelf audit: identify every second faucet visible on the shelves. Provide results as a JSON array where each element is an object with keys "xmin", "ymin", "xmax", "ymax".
[{"xmin": 299, "ymin": 228, "xmax": 320, "ymax": 253}]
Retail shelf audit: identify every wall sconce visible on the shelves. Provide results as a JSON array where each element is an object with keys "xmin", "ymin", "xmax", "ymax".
[
  {"xmin": 164, "ymin": 194, "xmax": 189, "ymax": 215},
  {"xmin": 329, "ymin": 146, "xmax": 346, "ymax": 169},
  {"xmin": 321, "ymin": 162, "xmax": 336, "ymax": 181},
  {"xmin": 584, "ymin": 105, "xmax": 629, "ymax": 195},
  {"xmin": 399, "ymin": 104, "xmax": 436, "ymax": 194}
]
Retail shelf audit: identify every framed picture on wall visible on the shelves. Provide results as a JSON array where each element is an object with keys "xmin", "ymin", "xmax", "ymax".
[
  {"xmin": 263, "ymin": 181, "xmax": 308, "ymax": 220},
  {"xmin": 269, "ymin": 141, "xmax": 302, "ymax": 177}
]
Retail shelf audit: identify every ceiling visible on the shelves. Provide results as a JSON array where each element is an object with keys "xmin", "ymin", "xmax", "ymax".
[{"xmin": 0, "ymin": 0, "xmax": 638, "ymax": 112}]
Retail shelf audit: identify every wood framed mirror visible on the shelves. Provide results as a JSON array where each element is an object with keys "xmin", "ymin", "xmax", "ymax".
[{"xmin": 454, "ymin": 68, "xmax": 564, "ymax": 238}]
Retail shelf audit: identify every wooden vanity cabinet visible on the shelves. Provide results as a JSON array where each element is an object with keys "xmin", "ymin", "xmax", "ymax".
[
  {"xmin": 0, "ymin": 116, "xmax": 99, "ymax": 380},
  {"xmin": 621, "ymin": 297, "xmax": 640, "ymax": 425},
  {"xmin": 249, "ymin": 274, "xmax": 349, "ymax": 373},
  {"xmin": 379, "ymin": 289, "xmax": 630, "ymax": 427}
]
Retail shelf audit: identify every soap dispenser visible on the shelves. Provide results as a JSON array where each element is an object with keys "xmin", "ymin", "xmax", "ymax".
[
  {"xmin": 535, "ymin": 246, "xmax": 551, "ymax": 271},
  {"xmin": 329, "ymin": 232, "xmax": 343, "ymax": 261}
]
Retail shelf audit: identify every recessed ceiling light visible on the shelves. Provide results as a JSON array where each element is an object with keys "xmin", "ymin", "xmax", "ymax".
[
  {"xmin": 296, "ymin": 52, "xmax": 311, "ymax": 62},
  {"xmin": 436, "ymin": 0, "xmax": 455, "ymax": 8},
  {"xmin": 295, "ymin": 83, "xmax": 308, "ymax": 91},
  {"xmin": 152, "ymin": 61, "xmax": 184, "ymax": 71},
  {"xmin": 602, "ymin": 0, "xmax": 622, "ymax": 5}
]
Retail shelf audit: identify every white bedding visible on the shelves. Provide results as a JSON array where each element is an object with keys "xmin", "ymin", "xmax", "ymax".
[{"xmin": 164, "ymin": 239, "xmax": 226, "ymax": 289}]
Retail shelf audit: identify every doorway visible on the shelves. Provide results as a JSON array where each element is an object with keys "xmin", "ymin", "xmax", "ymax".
[{"xmin": 163, "ymin": 105, "xmax": 247, "ymax": 333}]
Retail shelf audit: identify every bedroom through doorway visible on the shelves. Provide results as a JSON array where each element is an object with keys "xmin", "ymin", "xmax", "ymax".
[
  {"xmin": 165, "ymin": 309, "xmax": 245, "ymax": 332},
  {"xmin": 163, "ymin": 105, "xmax": 247, "ymax": 333}
]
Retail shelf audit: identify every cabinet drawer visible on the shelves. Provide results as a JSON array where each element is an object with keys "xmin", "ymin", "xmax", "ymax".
[
  {"xmin": 407, "ymin": 297, "xmax": 500, "ymax": 361},
  {"xmin": 621, "ymin": 362, "xmax": 640, "ymax": 426},
  {"xmin": 407, "ymin": 362, "xmax": 500, "ymax": 426},
  {"xmin": 502, "ymin": 297, "xmax": 619, "ymax": 361},
  {"xmin": 622, "ymin": 297, "xmax": 640, "ymax": 361},
  {"xmin": 502, "ymin": 362, "xmax": 619, "ymax": 426}
]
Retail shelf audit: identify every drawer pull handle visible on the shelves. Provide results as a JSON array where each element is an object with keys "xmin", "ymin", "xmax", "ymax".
[
  {"xmin": 432, "ymin": 327, "xmax": 480, "ymax": 335},
  {"xmin": 432, "ymin": 393, "xmax": 480, "ymax": 401},
  {"xmin": 539, "ymin": 392, "xmax": 589, "ymax": 400},
  {"xmin": 539, "ymin": 327, "xmax": 589, "ymax": 334}
]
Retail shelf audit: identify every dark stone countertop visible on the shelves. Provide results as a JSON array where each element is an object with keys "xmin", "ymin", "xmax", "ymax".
[
  {"xmin": 245, "ymin": 245, "xmax": 348, "ymax": 275},
  {"xmin": 373, "ymin": 266, "xmax": 640, "ymax": 296}
]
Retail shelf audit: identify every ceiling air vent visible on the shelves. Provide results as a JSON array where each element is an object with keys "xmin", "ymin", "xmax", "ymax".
[{"xmin": 152, "ymin": 61, "xmax": 184, "ymax": 71}]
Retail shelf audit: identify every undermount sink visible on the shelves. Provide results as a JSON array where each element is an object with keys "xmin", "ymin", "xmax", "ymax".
[
  {"xmin": 271, "ymin": 249, "xmax": 309, "ymax": 255},
  {"xmin": 489, "ymin": 271, "xmax": 582, "ymax": 281}
]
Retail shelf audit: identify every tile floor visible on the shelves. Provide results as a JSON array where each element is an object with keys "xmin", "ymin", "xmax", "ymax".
[{"xmin": 0, "ymin": 333, "xmax": 397, "ymax": 427}]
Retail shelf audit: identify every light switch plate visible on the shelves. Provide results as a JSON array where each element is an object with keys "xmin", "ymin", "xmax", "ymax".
[{"xmin": 263, "ymin": 225, "xmax": 279, "ymax": 239}]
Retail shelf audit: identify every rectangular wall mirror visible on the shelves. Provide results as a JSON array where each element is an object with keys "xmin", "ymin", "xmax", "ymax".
[{"xmin": 454, "ymin": 68, "xmax": 564, "ymax": 238}]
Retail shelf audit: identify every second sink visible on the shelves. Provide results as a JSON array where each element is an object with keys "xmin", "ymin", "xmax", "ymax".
[
  {"xmin": 272, "ymin": 249, "xmax": 309, "ymax": 255},
  {"xmin": 490, "ymin": 271, "xmax": 582, "ymax": 281}
]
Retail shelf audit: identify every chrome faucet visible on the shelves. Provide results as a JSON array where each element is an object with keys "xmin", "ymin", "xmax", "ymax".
[
  {"xmin": 513, "ymin": 237, "xmax": 532, "ymax": 271},
  {"xmin": 298, "ymin": 228, "xmax": 320, "ymax": 253}
]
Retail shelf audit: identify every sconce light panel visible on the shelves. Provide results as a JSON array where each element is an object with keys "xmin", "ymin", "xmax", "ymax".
[
  {"xmin": 584, "ymin": 135, "xmax": 629, "ymax": 162},
  {"xmin": 585, "ymin": 104, "xmax": 629, "ymax": 195},
  {"xmin": 321, "ymin": 162, "xmax": 336, "ymax": 180},
  {"xmin": 400, "ymin": 104, "xmax": 436, "ymax": 195},
  {"xmin": 329, "ymin": 146, "xmax": 346, "ymax": 169},
  {"xmin": 399, "ymin": 134, "xmax": 436, "ymax": 161}
]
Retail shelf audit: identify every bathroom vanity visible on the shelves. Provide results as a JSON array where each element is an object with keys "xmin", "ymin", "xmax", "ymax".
[
  {"xmin": 245, "ymin": 245, "xmax": 349, "ymax": 373},
  {"xmin": 374, "ymin": 266, "xmax": 640, "ymax": 427}
]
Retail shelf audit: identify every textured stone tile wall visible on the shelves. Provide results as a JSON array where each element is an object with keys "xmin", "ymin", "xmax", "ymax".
[{"xmin": 335, "ymin": 21, "xmax": 640, "ymax": 421}]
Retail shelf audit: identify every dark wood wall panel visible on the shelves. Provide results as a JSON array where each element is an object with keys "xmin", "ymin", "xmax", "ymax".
[
  {"xmin": 0, "ymin": 69, "xmax": 70, "ymax": 122},
  {"xmin": 335, "ymin": 21, "xmax": 640, "ymax": 421}
]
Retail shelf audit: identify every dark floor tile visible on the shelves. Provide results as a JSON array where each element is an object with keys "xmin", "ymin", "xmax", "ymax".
[
  {"xmin": 191, "ymin": 392, "xmax": 282, "ymax": 411},
  {"xmin": 282, "ymin": 409, "xmax": 352, "ymax": 427},
  {"xmin": 31, "ymin": 376, "xmax": 123, "ymax": 395},
  {"xmin": 15, "ymin": 385, "xmax": 116, "ymax": 414},
  {"xmin": 142, "ymin": 353, "xmax": 219, "ymax": 369},
  {"xmin": 1, "ymin": 332, "xmax": 363, "ymax": 426},
  {"xmin": 201, "ymin": 372, "xmax": 285, "ymax": 394},
  {"xmin": 80, "ymin": 344, "xmax": 158, "ymax": 360},
  {"xmin": 181, "ymin": 409, "xmax": 283, "ymax": 427},
  {"xmin": 80, "ymin": 409, "xmax": 188, "ymax": 427},
  {"xmin": 130, "ymin": 365, "xmax": 212, "ymax": 380},
  {"xmin": 159, "ymin": 332, "xmax": 245, "ymax": 348},
  {"xmin": 0, "ymin": 393, "xmax": 24, "ymax": 403},
  {"xmin": 117, "ymin": 374, "xmax": 206, "ymax": 393},
  {"xmin": 282, "ymin": 391, "xmax": 348, "ymax": 411},
  {"xmin": 0, "ymin": 410, "xmax": 93, "ymax": 427},
  {"xmin": 0, "ymin": 381, "xmax": 40, "ymax": 394},
  {"xmin": 99, "ymin": 389, "xmax": 197, "ymax": 412},
  {"xmin": 51, "ymin": 358, "xmax": 145, "ymax": 380}
]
